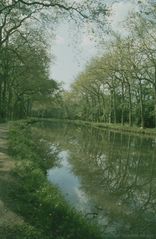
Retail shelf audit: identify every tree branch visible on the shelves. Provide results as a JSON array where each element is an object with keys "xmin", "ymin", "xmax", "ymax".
[{"xmin": 18, "ymin": 0, "xmax": 88, "ymax": 18}]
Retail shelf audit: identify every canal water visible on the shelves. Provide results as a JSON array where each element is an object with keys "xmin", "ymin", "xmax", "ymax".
[{"xmin": 39, "ymin": 122, "xmax": 156, "ymax": 238}]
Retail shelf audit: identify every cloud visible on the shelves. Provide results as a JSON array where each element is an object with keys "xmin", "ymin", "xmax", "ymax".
[{"xmin": 55, "ymin": 35, "xmax": 65, "ymax": 45}]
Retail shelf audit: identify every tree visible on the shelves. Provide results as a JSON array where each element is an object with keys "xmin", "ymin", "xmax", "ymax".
[
  {"xmin": 0, "ymin": 0, "xmax": 107, "ymax": 47},
  {"xmin": 0, "ymin": 0, "xmax": 108, "ymax": 121},
  {"xmin": 64, "ymin": 9, "xmax": 156, "ymax": 128},
  {"xmin": 0, "ymin": 24, "xmax": 61, "ymax": 121}
]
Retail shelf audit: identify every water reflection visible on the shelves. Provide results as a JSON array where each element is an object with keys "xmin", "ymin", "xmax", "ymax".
[
  {"xmin": 37, "ymin": 122, "xmax": 156, "ymax": 238},
  {"xmin": 47, "ymin": 150, "xmax": 93, "ymax": 212}
]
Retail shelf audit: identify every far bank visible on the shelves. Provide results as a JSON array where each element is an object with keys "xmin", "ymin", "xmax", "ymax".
[{"xmin": 29, "ymin": 118, "xmax": 156, "ymax": 138}]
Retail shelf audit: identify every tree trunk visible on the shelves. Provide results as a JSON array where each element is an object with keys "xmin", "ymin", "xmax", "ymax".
[
  {"xmin": 109, "ymin": 91, "xmax": 113, "ymax": 124},
  {"xmin": 139, "ymin": 79, "xmax": 144, "ymax": 128},
  {"xmin": 113, "ymin": 89, "xmax": 117, "ymax": 124},
  {"xmin": 127, "ymin": 82, "xmax": 132, "ymax": 126},
  {"xmin": 154, "ymin": 65, "xmax": 156, "ymax": 128},
  {"xmin": 121, "ymin": 80, "xmax": 124, "ymax": 125}
]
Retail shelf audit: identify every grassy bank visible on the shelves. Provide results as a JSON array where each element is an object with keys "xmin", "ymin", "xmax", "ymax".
[
  {"xmin": 1, "ymin": 120, "xmax": 102, "ymax": 239},
  {"xmin": 32, "ymin": 118, "xmax": 156, "ymax": 138},
  {"xmin": 89, "ymin": 122, "xmax": 156, "ymax": 138}
]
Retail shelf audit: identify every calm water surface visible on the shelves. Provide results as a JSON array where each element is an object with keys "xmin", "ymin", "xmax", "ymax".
[{"xmin": 39, "ymin": 122, "xmax": 156, "ymax": 238}]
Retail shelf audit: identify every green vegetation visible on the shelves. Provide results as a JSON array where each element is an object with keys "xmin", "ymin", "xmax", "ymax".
[
  {"xmin": 0, "ymin": 0, "xmax": 106, "ymax": 122},
  {"xmin": 33, "ymin": 118, "xmax": 156, "ymax": 138},
  {"xmin": 0, "ymin": 120, "xmax": 102, "ymax": 239},
  {"xmin": 63, "ymin": 5, "xmax": 156, "ymax": 129},
  {"xmin": 1, "ymin": 1, "xmax": 155, "ymax": 131},
  {"xmin": 0, "ymin": 19, "xmax": 61, "ymax": 121},
  {"xmin": 1, "ymin": 1, "xmax": 156, "ymax": 236}
]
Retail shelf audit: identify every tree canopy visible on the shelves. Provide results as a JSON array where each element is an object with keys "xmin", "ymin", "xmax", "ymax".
[
  {"xmin": 63, "ymin": 6, "xmax": 156, "ymax": 128},
  {"xmin": 0, "ymin": 0, "xmax": 108, "ymax": 121}
]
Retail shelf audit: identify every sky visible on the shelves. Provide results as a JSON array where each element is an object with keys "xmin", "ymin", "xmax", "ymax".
[{"xmin": 49, "ymin": 0, "xmax": 141, "ymax": 90}]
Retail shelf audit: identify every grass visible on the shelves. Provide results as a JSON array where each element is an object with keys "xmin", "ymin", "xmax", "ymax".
[{"xmin": 0, "ymin": 120, "xmax": 102, "ymax": 239}]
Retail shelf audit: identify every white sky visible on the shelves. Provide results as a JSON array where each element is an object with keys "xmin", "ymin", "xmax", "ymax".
[{"xmin": 49, "ymin": 0, "xmax": 141, "ymax": 90}]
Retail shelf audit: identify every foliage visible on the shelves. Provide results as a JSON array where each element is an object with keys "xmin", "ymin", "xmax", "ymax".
[
  {"xmin": 63, "ymin": 8, "xmax": 156, "ymax": 128},
  {"xmin": 0, "ymin": 0, "xmax": 107, "ymax": 122},
  {"xmin": 0, "ymin": 224, "xmax": 43, "ymax": 239},
  {"xmin": 0, "ymin": 24, "xmax": 61, "ymax": 122}
]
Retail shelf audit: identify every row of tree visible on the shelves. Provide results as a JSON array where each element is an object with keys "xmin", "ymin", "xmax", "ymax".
[
  {"xmin": 0, "ymin": 1, "xmax": 59, "ymax": 121},
  {"xmin": 0, "ymin": 26, "xmax": 61, "ymax": 120},
  {"xmin": 63, "ymin": 7, "xmax": 156, "ymax": 128},
  {"xmin": 0, "ymin": 0, "xmax": 106, "ymax": 122}
]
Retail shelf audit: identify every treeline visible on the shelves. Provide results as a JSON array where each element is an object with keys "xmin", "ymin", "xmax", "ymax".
[
  {"xmin": 64, "ymin": 8, "xmax": 156, "ymax": 128},
  {"xmin": 0, "ymin": 1, "xmax": 62, "ymax": 122},
  {"xmin": 0, "ymin": 0, "xmax": 106, "ymax": 122},
  {"xmin": 0, "ymin": 27, "xmax": 61, "ymax": 121}
]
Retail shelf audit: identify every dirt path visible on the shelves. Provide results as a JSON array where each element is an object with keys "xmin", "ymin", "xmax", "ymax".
[
  {"xmin": 0, "ymin": 124, "xmax": 23, "ymax": 228},
  {"xmin": 0, "ymin": 124, "xmax": 14, "ymax": 172}
]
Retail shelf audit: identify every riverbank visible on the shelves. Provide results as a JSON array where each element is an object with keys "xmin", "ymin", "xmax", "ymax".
[
  {"xmin": 1, "ymin": 120, "xmax": 102, "ymax": 239},
  {"xmin": 31, "ymin": 118, "xmax": 156, "ymax": 138},
  {"xmin": 0, "ymin": 124, "xmax": 25, "ymax": 238}
]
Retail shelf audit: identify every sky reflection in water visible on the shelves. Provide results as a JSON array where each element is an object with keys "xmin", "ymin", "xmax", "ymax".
[{"xmin": 42, "ymin": 122, "xmax": 156, "ymax": 238}]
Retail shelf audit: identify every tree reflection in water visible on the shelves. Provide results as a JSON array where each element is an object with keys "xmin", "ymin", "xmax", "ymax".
[{"xmin": 38, "ymin": 122, "xmax": 156, "ymax": 238}]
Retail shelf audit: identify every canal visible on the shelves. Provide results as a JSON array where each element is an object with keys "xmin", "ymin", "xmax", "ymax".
[{"xmin": 38, "ymin": 121, "xmax": 156, "ymax": 238}]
